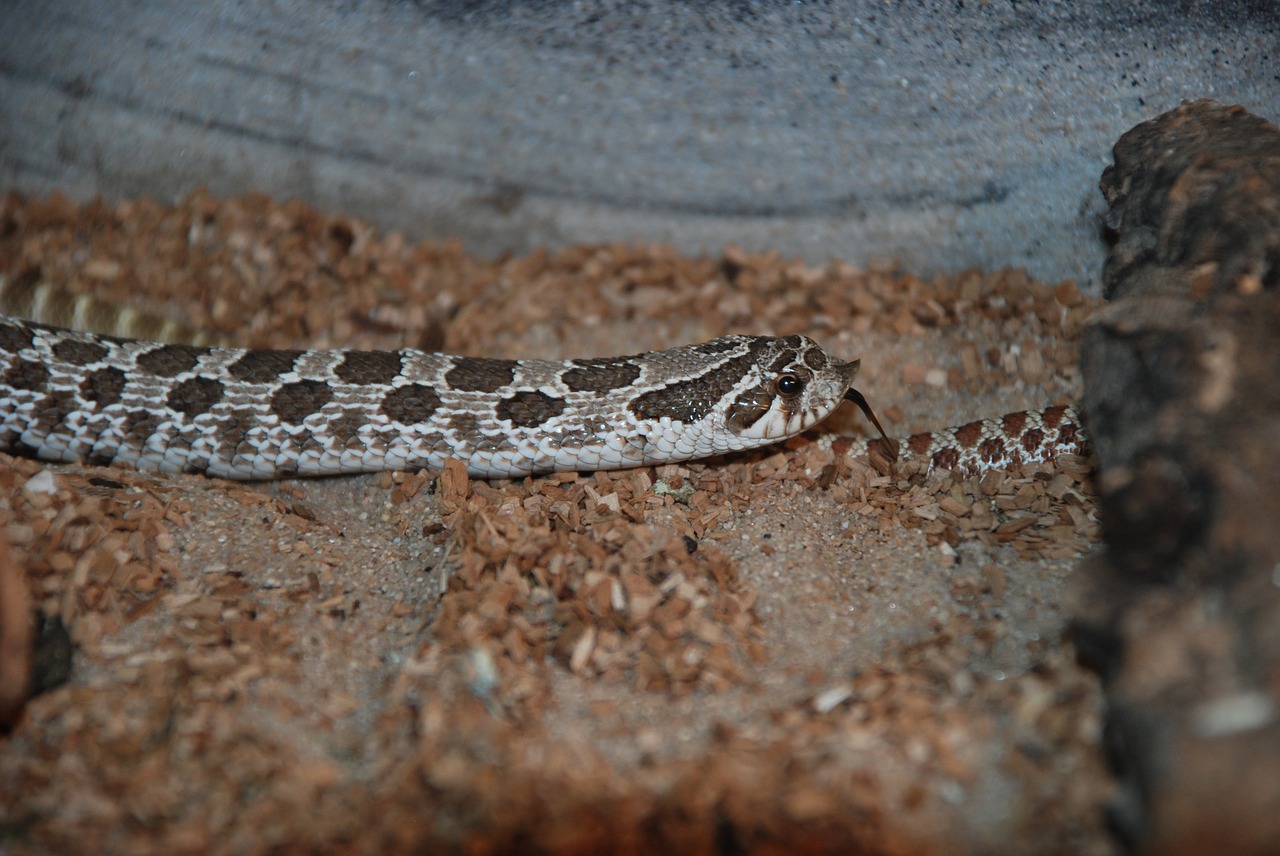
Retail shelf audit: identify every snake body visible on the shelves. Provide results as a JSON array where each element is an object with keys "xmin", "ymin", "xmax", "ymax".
[
  {"xmin": 0, "ymin": 314, "xmax": 862, "ymax": 479},
  {"xmin": 0, "ymin": 277, "xmax": 1088, "ymax": 480}
]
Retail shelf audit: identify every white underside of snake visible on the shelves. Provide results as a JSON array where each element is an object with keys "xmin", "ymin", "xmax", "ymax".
[{"xmin": 0, "ymin": 283, "xmax": 1087, "ymax": 480}]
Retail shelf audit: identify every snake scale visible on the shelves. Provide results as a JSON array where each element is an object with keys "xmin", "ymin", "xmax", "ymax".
[{"xmin": 0, "ymin": 276, "xmax": 1088, "ymax": 480}]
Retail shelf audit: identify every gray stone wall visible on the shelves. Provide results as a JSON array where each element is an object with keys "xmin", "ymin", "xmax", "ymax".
[{"xmin": 2, "ymin": 1, "xmax": 1276, "ymax": 287}]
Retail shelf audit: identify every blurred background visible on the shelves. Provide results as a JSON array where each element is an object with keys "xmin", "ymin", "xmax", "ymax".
[{"xmin": 2, "ymin": 1, "xmax": 1275, "ymax": 289}]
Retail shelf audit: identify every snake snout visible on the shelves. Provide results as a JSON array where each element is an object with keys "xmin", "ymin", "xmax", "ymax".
[{"xmin": 836, "ymin": 358, "xmax": 861, "ymax": 390}]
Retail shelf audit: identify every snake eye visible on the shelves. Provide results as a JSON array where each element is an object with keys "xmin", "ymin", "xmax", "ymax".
[{"xmin": 776, "ymin": 373, "xmax": 804, "ymax": 396}]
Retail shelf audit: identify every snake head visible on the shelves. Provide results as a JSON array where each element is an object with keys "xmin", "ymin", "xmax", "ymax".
[{"xmin": 725, "ymin": 335, "xmax": 860, "ymax": 441}]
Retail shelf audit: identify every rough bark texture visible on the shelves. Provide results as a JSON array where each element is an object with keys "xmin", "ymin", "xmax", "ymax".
[{"xmin": 1077, "ymin": 99, "xmax": 1280, "ymax": 855}]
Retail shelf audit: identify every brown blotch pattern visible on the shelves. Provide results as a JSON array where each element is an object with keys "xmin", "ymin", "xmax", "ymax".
[
  {"xmin": 120, "ymin": 410, "xmax": 161, "ymax": 447},
  {"xmin": 3, "ymin": 357, "xmax": 51, "ymax": 392},
  {"xmin": 1041, "ymin": 405, "xmax": 1069, "ymax": 430},
  {"xmin": 228, "ymin": 350, "xmax": 304, "ymax": 383},
  {"xmin": 135, "ymin": 344, "xmax": 210, "ymax": 377},
  {"xmin": 81, "ymin": 366, "xmax": 128, "ymax": 407},
  {"xmin": 1056, "ymin": 418, "xmax": 1081, "ymax": 450},
  {"xmin": 978, "ymin": 437, "xmax": 1009, "ymax": 464},
  {"xmin": 334, "ymin": 350, "xmax": 403, "ymax": 385},
  {"xmin": 167, "ymin": 377, "xmax": 225, "ymax": 418},
  {"xmin": 907, "ymin": 432, "xmax": 937, "ymax": 456},
  {"xmin": 561, "ymin": 358, "xmax": 642, "ymax": 393},
  {"xmin": 931, "ymin": 445, "xmax": 961, "ymax": 471},
  {"xmin": 326, "ymin": 411, "xmax": 369, "ymax": 450},
  {"xmin": 496, "ymin": 390, "xmax": 567, "ymax": 428},
  {"xmin": 1001, "ymin": 411, "xmax": 1029, "ymax": 437},
  {"xmin": 0, "ymin": 321, "xmax": 35, "ymax": 354},
  {"xmin": 217, "ymin": 410, "xmax": 255, "ymax": 456},
  {"xmin": 1020, "ymin": 427, "xmax": 1046, "ymax": 454},
  {"xmin": 52, "ymin": 338, "xmax": 109, "ymax": 366},
  {"xmin": 953, "ymin": 421, "xmax": 985, "ymax": 449},
  {"xmin": 802, "ymin": 346, "xmax": 827, "ymax": 370},
  {"xmin": 381, "ymin": 384, "xmax": 443, "ymax": 424},
  {"xmin": 445, "ymin": 357, "xmax": 518, "ymax": 393},
  {"xmin": 33, "ymin": 389, "xmax": 78, "ymax": 434},
  {"xmin": 270, "ymin": 380, "xmax": 334, "ymax": 423},
  {"xmin": 630, "ymin": 350, "xmax": 757, "ymax": 424},
  {"xmin": 120, "ymin": 409, "xmax": 157, "ymax": 445},
  {"xmin": 447, "ymin": 411, "xmax": 483, "ymax": 443}
]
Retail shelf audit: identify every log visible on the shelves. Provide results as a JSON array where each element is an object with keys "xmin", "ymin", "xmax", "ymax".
[{"xmin": 1077, "ymin": 99, "xmax": 1280, "ymax": 855}]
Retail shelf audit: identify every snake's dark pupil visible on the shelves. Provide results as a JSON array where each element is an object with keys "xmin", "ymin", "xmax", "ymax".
[{"xmin": 777, "ymin": 374, "xmax": 802, "ymax": 395}]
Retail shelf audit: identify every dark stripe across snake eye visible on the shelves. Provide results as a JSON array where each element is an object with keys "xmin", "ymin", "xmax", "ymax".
[
  {"xmin": 630, "ymin": 350, "xmax": 758, "ymax": 424},
  {"xmin": 725, "ymin": 384, "xmax": 773, "ymax": 434}
]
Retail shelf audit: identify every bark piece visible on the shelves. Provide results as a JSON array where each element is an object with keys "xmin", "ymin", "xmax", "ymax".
[{"xmin": 1077, "ymin": 99, "xmax": 1280, "ymax": 855}]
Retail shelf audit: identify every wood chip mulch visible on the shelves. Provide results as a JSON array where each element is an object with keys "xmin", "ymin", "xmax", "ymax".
[{"xmin": 1, "ymin": 189, "xmax": 1115, "ymax": 854}]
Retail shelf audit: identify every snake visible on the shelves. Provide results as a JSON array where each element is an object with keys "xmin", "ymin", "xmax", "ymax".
[{"xmin": 0, "ymin": 276, "xmax": 1088, "ymax": 480}]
